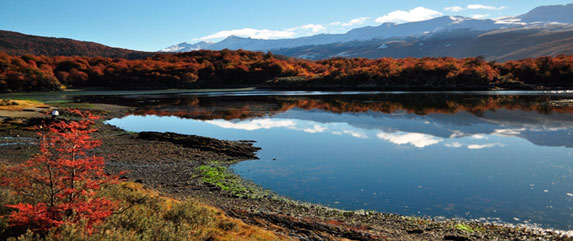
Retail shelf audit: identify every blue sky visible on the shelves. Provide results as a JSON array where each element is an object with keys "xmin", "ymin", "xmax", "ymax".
[{"xmin": 1, "ymin": 0, "xmax": 571, "ymax": 51}]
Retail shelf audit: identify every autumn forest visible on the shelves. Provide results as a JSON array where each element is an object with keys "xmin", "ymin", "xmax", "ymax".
[{"xmin": 1, "ymin": 50, "xmax": 572, "ymax": 92}]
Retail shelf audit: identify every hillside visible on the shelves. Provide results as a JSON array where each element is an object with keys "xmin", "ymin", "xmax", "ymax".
[
  {"xmin": 272, "ymin": 25, "xmax": 573, "ymax": 61},
  {"xmin": 518, "ymin": 3, "xmax": 573, "ymax": 23},
  {"xmin": 1, "ymin": 49, "xmax": 572, "ymax": 92},
  {"xmin": 0, "ymin": 30, "xmax": 153, "ymax": 59}
]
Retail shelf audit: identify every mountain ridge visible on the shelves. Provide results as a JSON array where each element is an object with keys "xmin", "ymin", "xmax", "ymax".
[
  {"xmin": 518, "ymin": 3, "xmax": 573, "ymax": 23},
  {"xmin": 271, "ymin": 24, "xmax": 573, "ymax": 62},
  {"xmin": 164, "ymin": 16, "xmax": 515, "ymax": 53},
  {"xmin": 0, "ymin": 30, "xmax": 152, "ymax": 59},
  {"xmin": 161, "ymin": 3, "xmax": 573, "ymax": 61}
]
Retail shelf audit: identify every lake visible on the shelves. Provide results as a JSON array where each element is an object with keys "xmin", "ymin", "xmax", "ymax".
[{"xmin": 96, "ymin": 91, "xmax": 573, "ymax": 230}]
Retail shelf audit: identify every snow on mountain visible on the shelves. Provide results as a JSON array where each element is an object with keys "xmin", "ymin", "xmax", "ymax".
[
  {"xmin": 161, "ymin": 16, "xmax": 515, "ymax": 53},
  {"xmin": 160, "ymin": 41, "xmax": 213, "ymax": 52},
  {"xmin": 271, "ymin": 23, "xmax": 573, "ymax": 61},
  {"xmin": 202, "ymin": 16, "xmax": 514, "ymax": 52},
  {"xmin": 342, "ymin": 16, "xmax": 508, "ymax": 41},
  {"xmin": 160, "ymin": 4, "xmax": 573, "ymax": 54}
]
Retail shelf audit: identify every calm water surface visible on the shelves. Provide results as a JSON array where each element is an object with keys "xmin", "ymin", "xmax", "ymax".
[{"xmin": 100, "ymin": 91, "xmax": 573, "ymax": 230}]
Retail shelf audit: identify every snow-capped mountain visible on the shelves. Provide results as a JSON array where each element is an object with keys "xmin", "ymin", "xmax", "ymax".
[
  {"xmin": 161, "ymin": 3, "xmax": 573, "ymax": 61},
  {"xmin": 272, "ymin": 23, "xmax": 573, "ymax": 61},
  {"xmin": 160, "ymin": 41, "xmax": 213, "ymax": 52},
  {"xmin": 338, "ymin": 16, "xmax": 504, "ymax": 42},
  {"xmin": 163, "ymin": 16, "xmax": 514, "ymax": 52}
]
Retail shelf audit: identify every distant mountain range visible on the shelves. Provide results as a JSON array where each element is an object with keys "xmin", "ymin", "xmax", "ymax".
[
  {"xmin": 162, "ymin": 3, "xmax": 573, "ymax": 61},
  {"xmin": 0, "ymin": 30, "xmax": 152, "ymax": 59},
  {"xmin": 272, "ymin": 24, "xmax": 573, "ymax": 62},
  {"xmin": 0, "ymin": 3, "xmax": 571, "ymax": 61},
  {"xmin": 163, "ymin": 16, "xmax": 511, "ymax": 52}
]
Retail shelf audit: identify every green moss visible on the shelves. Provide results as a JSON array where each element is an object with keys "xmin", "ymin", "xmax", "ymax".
[
  {"xmin": 197, "ymin": 164, "xmax": 272, "ymax": 199},
  {"xmin": 454, "ymin": 223, "xmax": 474, "ymax": 232},
  {"xmin": 198, "ymin": 165, "xmax": 233, "ymax": 191}
]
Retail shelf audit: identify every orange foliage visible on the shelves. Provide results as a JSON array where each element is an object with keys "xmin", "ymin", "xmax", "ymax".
[
  {"xmin": 1, "ymin": 110, "xmax": 119, "ymax": 234},
  {"xmin": 1, "ymin": 50, "xmax": 572, "ymax": 92}
]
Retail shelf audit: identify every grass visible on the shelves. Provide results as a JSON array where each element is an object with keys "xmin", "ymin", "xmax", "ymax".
[
  {"xmin": 454, "ymin": 223, "xmax": 482, "ymax": 233},
  {"xmin": 0, "ymin": 99, "xmax": 49, "ymax": 111},
  {"xmin": 0, "ymin": 182, "xmax": 289, "ymax": 241},
  {"xmin": 53, "ymin": 103, "xmax": 97, "ymax": 109},
  {"xmin": 197, "ymin": 164, "xmax": 273, "ymax": 199}
]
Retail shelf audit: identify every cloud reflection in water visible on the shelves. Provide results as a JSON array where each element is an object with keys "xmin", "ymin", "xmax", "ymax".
[{"xmin": 376, "ymin": 132, "xmax": 443, "ymax": 148}]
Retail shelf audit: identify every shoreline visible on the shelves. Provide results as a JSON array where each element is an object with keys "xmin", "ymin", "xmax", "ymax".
[
  {"xmin": 2, "ymin": 87, "xmax": 573, "ymax": 97},
  {"xmin": 1, "ymin": 101, "xmax": 572, "ymax": 240}
]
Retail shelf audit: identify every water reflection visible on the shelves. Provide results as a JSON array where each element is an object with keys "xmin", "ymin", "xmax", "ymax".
[{"xmin": 102, "ymin": 92, "xmax": 573, "ymax": 230}]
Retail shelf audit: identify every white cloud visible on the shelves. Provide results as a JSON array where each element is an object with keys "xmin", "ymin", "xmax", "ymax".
[
  {"xmin": 445, "ymin": 4, "xmax": 505, "ymax": 14},
  {"xmin": 343, "ymin": 130, "xmax": 368, "ymax": 139},
  {"xmin": 342, "ymin": 17, "xmax": 370, "ymax": 26},
  {"xmin": 445, "ymin": 142, "xmax": 463, "ymax": 148},
  {"xmin": 198, "ymin": 28, "xmax": 295, "ymax": 41},
  {"xmin": 205, "ymin": 119, "xmax": 295, "ymax": 131},
  {"xmin": 329, "ymin": 17, "xmax": 369, "ymax": 27},
  {"xmin": 449, "ymin": 130, "xmax": 467, "ymax": 138},
  {"xmin": 377, "ymin": 132, "xmax": 442, "ymax": 148},
  {"xmin": 444, "ymin": 6, "xmax": 464, "ymax": 12},
  {"xmin": 467, "ymin": 143, "xmax": 504, "ymax": 149},
  {"xmin": 375, "ymin": 7, "xmax": 442, "ymax": 24},
  {"xmin": 207, "ymin": 119, "xmax": 329, "ymax": 134},
  {"xmin": 467, "ymin": 4, "xmax": 505, "ymax": 11},
  {"xmin": 299, "ymin": 124, "xmax": 327, "ymax": 133},
  {"xmin": 198, "ymin": 23, "xmax": 327, "ymax": 41},
  {"xmin": 493, "ymin": 128, "xmax": 525, "ymax": 136},
  {"xmin": 470, "ymin": 134, "xmax": 487, "ymax": 139},
  {"xmin": 471, "ymin": 14, "xmax": 490, "ymax": 19},
  {"xmin": 297, "ymin": 24, "xmax": 326, "ymax": 33}
]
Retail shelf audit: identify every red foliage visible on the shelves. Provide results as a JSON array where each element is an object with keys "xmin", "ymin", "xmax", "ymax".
[
  {"xmin": 0, "ymin": 50, "xmax": 572, "ymax": 92},
  {"xmin": 1, "ymin": 110, "xmax": 118, "ymax": 233}
]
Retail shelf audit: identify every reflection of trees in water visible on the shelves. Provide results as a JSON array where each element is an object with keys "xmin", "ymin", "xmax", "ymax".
[{"xmin": 76, "ymin": 94, "xmax": 573, "ymax": 120}]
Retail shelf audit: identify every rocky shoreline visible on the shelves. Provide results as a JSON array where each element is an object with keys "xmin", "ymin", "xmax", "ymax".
[{"xmin": 1, "ymin": 103, "xmax": 572, "ymax": 240}]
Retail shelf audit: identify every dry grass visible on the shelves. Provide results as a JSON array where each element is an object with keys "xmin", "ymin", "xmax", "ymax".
[
  {"xmin": 0, "ymin": 99, "xmax": 51, "ymax": 119},
  {"xmin": 0, "ymin": 181, "xmax": 293, "ymax": 241},
  {"xmin": 0, "ymin": 99, "xmax": 49, "ymax": 111},
  {"xmin": 117, "ymin": 182, "xmax": 291, "ymax": 241}
]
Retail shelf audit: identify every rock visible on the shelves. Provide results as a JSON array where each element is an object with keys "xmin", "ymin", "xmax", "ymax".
[
  {"xmin": 137, "ymin": 131, "xmax": 260, "ymax": 160},
  {"xmin": 444, "ymin": 235, "xmax": 469, "ymax": 241}
]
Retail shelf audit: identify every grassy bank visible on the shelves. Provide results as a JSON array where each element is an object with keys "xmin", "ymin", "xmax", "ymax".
[{"xmin": 0, "ymin": 182, "xmax": 288, "ymax": 241}]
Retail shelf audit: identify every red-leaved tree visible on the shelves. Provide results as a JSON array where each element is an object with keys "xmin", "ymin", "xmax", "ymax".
[{"xmin": 1, "ymin": 109, "xmax": 117, "ymax": 233}]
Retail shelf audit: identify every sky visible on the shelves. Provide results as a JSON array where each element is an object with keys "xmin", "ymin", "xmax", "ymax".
[{"xmin": 1, "ymin": 0, "xmax": 571, "ymax": 51}]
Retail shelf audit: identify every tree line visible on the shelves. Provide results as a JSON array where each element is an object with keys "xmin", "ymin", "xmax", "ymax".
[{"xmin": 1, "ymin": 49, "xmax": 572, "ymax": 92}]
